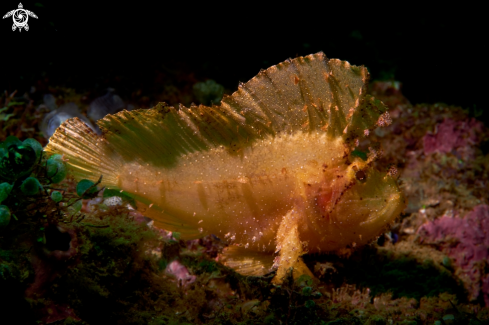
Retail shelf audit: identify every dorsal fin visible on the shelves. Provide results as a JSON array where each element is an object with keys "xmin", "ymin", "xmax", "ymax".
[{"xmin": 46, "ymin": 52, "xmax": 389, "ymax": 182}]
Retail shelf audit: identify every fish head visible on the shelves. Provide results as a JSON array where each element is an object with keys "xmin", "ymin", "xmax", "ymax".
[{"xmin": 304, "ymin": 156, "xmax": 406, "ymax": 251}]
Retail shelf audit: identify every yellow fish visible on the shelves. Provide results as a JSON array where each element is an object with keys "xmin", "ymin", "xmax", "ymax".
[{"xmin": 46, "ymin": 53, "xmax": 405, "ymax": 283}]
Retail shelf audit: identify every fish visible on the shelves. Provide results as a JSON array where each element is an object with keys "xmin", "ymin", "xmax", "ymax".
[{"xmin": 45, "ymin": 52, "xmax": 406, "ymax": 284}]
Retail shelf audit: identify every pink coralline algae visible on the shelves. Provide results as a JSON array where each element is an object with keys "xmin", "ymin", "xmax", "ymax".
[
  {"xmin": 417, "ymin": 205, "xmax": 489, "ymax": 304},
  {"xmin": 165, "ymin": 260, "xmax": 197, "ymax": 288},
  {"xmin": 423, "ymin": 118, "xmax": 484, "ymax": 158}
]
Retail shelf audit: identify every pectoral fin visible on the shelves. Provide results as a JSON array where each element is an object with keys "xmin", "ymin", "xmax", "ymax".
[{"xmin": 272, "ymin": 209, "xmax": 315, "ymax": 284}]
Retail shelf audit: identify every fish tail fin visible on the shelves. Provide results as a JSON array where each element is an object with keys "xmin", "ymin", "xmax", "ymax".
[
  {"xmin": 45, "ymin": 117, "xmax": 201, "ymax": 239},
  {"xmin": 45, "ymin": 117, "xmax": 122, "ymax": 189}
]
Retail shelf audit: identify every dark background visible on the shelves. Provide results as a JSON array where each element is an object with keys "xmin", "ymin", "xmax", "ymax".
[{"xmin": 1, "ymin": 2, "xmax": 486, "ymax": 121}]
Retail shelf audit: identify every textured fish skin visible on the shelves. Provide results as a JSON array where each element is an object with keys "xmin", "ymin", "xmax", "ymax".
[{"xmin": 45, "ymin": 53, "xmax": 405, "ymax": 283}]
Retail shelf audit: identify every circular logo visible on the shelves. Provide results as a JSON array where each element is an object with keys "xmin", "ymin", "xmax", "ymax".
[
  {"xmin": 13, "ymin": 9, "xmax": 28, "ymax": 27},
  {"xmin": 3, "ymin": 3, "xmax": 38, "ymax": 32}
]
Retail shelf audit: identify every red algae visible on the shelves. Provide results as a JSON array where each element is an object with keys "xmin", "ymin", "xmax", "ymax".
[
  {"xmin": 418, "ymin": 205, "xmax": 489, "ymax": 304},
  {"xmin": 423, "ymin": 117, "xmax": 484, "ymax": 157}
]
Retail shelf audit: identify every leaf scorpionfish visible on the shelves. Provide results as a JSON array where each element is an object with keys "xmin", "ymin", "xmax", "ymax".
[{"xmin": 46, "ymin": 52, "xmax": 406, "ymax": 284}]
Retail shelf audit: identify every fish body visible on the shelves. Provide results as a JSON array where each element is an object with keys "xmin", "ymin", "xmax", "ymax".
[
  {"xmin": 46, "ymin": 53, "xmax": 405, "ymax": 283},
  {"xmin": 118, "ymin": 132, "xmax": 342, "ymax": 249}
]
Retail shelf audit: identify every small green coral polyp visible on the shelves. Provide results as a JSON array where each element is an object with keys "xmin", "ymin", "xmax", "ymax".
[
  {"xmin": 21, "ymin": 177, "xmax": 42, "ymax": 195},
  {"xmin": 46, "ymin": 157, "xmax": 67, "ymax": 184},
  {"xmin": 76, "ymin": 179, "xmax": 97, "ymax": 198},
  {"xmin": 22, "ymin": 138, "xmax": 42, "ymax": 160},
  {"xmin": 0, "ymin": 182, "xmax": 13, "ymax": 203},
  {"xmin": 0, "ymin": 136, "xmax": 42, "ymax": 182},
  {"xmin": 50, "ymin": 191, "xmax": 63, "ymax": 203},
  {"xmin": 0, "ymin": 144, "xmax": 37, "ymax": 181},
  {"xmin": 0, "ymin": 205, "xmax": 10, "ymax": 227}
]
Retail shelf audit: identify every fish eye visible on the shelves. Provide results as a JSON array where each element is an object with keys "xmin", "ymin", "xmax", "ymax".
[{"xmin": 355, "ymin": 170, "xmax": 366, "ymax": 181}]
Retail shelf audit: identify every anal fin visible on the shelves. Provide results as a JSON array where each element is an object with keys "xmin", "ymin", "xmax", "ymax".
[
  {"xmin": 218, "ymin": 245, "xmax": 276, "ymax": 277},
  {"xmin": 138, "ymin": 201, "xmax": 202, "ymax": 239}
]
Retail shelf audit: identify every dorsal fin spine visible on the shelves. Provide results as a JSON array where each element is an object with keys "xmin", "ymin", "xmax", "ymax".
[{"xmin": 46, "ymin": 52, "xmax": 387, "ymax": 176}]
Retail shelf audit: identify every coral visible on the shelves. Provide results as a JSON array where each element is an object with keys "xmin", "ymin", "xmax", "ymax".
[
  {"xmin": 0, "ymin": 205, "xmax": 11, "ymax": 226},
  {"xmin": 192, "ymin": 79, "xmax": 224, "ymax": 105},
  {"xmin": 165, "ymin": 259, "xmax": 197, "ymax": 288},
  {"xmin": 20, "ymin": 176, "xmax": 42, "ymax": 195},
  {"xmin": 418, "ymin": 205, "xmax": 489, "ymax": 304},
  {"xmin": 0, "ymin": 91, "xmax": 47, "ymax": 145},
  {"xmin": 423, "ymin": 118, "xmax": 484, "ymax": 159},
  {"xmin": 368, "ymin": 80, "xmax": 489, "ymax": 225},
  {"xmin": 87, "ymin": 88, "xmax": 126, "ymax": 121},
  {"xmin": 0, "ymin": 182, "xmax": 13, "ymax": 203}
]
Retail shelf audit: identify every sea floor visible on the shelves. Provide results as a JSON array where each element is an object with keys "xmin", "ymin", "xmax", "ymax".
[{"xmin": 1, "ymin": 70, "xmax": 489, "ymax": 324}]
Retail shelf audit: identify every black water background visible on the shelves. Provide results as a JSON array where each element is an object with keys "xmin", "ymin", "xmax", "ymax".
[{"xmin": 2, "ymin": 2, "xmax": 486, "ymax": 123}]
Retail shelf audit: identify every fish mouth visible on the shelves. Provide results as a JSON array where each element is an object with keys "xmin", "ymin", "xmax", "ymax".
[{"xmin": 359, "ymin": 192, "xmax": 405, "ymax": 227}]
